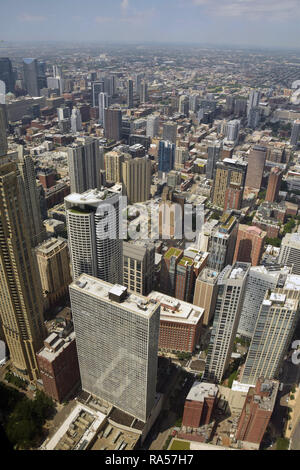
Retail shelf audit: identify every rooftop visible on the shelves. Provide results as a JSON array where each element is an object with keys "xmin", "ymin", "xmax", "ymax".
[
  {"xmin": 71, "ymin": 275, "xmax": 160, "ymax": 319},
  {"xmin": 186, "ymin": 381, "xmax": 218, "ymax": 403},
  {"xmin": 148, "ymin": 291, "xmax": 204, "ymax": 325}
]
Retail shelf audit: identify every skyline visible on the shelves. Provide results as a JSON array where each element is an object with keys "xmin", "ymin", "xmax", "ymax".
[{"xmin": 0, "ymin": 0, "xmax": 300, "ymax": 50}]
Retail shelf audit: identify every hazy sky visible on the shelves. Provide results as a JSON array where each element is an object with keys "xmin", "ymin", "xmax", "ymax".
[{"xmin": 0, "ymin": 0, "xmax": 300, "ymax": 49}]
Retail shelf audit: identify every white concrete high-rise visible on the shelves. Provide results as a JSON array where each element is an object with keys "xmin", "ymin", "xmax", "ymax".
[
  {"xmin": 146, "ymin": 115, "xmax": 159, "ymax": 138},
  {"xmin": 71, "ymin": 108, "xmax": 82, "ymax": 133},
  {"xmin": 278, "ymin": 232, "xmax": 300, "ymax": 275},
  {"xmin": 241, "ymin": 275, "xmax": 300, "ymax": 385},
  {"xmin": 99, "ymin": 92, "xmax": 110, "ymax": 127},
  {"xmin": 67, "ymin": 137, "xmax": 102, "ymax": 194},
  {"xmin": 69, "ymin": 275, "xmax": 160, "ymax": 422},
  {"xmin": 237, "ymin": 265, "xmax": 291, "ymax": 339},
  {"xmin": 65, "ymin": 186, "xmax": 123, "ymax": 284},
  {"xmin": 204, "ymin": 262, "xmax": 250, "ymax": 383}
]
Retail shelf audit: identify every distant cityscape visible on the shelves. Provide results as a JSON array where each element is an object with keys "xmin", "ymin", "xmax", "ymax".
[{"xmin": 0, "ymin": 32, "xmax": 300, "ymax": 453}]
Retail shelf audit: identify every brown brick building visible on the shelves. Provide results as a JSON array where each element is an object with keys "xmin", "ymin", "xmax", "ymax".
[
  {"xmin": 182, "ymin": 382, "xmax": 218, "ymax": 428},
  {"xmin": 233, "ymin": 224, "xmax": 266, "ymax": 266},
  {"xmin": 236, "ymin": 378, "xmax": 279, "ymax": 449},
  {"xmin": 37, "ymin": 325, "xmax": 80, "ymax": 403}
]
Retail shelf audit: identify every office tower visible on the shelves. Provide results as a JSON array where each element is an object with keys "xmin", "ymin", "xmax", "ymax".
[
  {"xmin": 148, "ymin": 291, "xmax": 204, "ymax": 353},
  {"xmin": 193, "ymin": 268, "xmax": 219, "ymax": 326},
  {"xmin": 0, "ymin": 159, "xmax": 46, "ymax": 381},
  {"xmin": 158, "ymin": 140, "xmax": 175, "ymax": 174},
  {"xmin": 206, "ymin": 142, "xmax": 221, "ymax": 180},
  {"xmin": 278, "ymin": 232, "xmax": 300, "ymax": 274},
  {"xmin": 236, "ymin": 378, "xmax": 279, "ymax": 449},
  {"xmin": 182, "ymin": 382, "xmax": 218, "ymax": 428},
  {"xmin": 226, "ymin": 95, "xmax": 235, "ymax": 114},
  {"xmin": 178, "ymin": 95, "xmax": 189, "ymax": 116},
  {"xmin": 16, "ymin": 146, "xmax": 45, "ymax": 247},
  {"xmin": 290, "ymin": 120, "xmax": 300, "ymax": 146},
  {"xmin": 135, "ymin": 73, "xmax": 143, "ymax": 97},
  {"xmin": 69, "ymin": 276, "xmax": 160, "ymax": 422},
  {"xmin": 146, "ymin": 114, "xmax": 159, "ymax": 138},
  {"xmin": 189, "ymin": 94, "xmax": 199, "ymax": 113},
  {"xmin": 265, "ymin": 167, "xmax": 283, "ymax": 202},
  {"xmin": 140, "ymin": 81, "xmax": 148, "ymax": 104},
  {"xmin": 57, "ymin": 106, "xmax": 70, "ymax": 121},
  {"xmin": 247, "ymin": 107, "xmax": 261, "ymax": 129},
  {"xmin": 163, "ymin": 122, "xmax": 177, "ymax": 144},
  {"xmin": 92, "ymin": 81, "xmax": 104, "ymax": 108},
  {"xmin": 233, "ymin": 225, "xmax": 266, "ymax": 267},
  {"xmin": 104, "ymin": 150, "xmax": 126, "ymax": 184},
  {"xmin": 70, "ymin": 108, "xmax": 82, "ymax": 133},
  {"xmin": 237, "ymin": 265, "xmax": 289, "ymax": 339},
  {"xmin": 241, "ymin": 279, "xmax": 300, "ymax": 385},
  {"xmin": 225, "ymin": 119, "xmax": 240, "ymax": 142},
  {"xmin": 245, "ymin": 146, "xmax": 266, "ymax": 191},
  {"xmin": 53, "ymin": 65, "xmax": 63, "ymax": 78},
  {"xmin": 204, "ymin": 262, "xmax": 250, "ymax": 383},
  {"xmin": 35, "ymin": 238, "xmax": 72, "ymax": 311},
  {"xmin": 23, "ymin": 58, "xmax": 40, "ymax": 97},
  {"xmin": 127, "ymin": 79, "xmax": 134, "ymax": 109},
  {"xmin": 212, "ymin": 158, "xmax": 247, "ymax": 209},
  {"xmin": 65, "ymin": 186, "xmax": 123, "ymax": 283},
  {"xmin": 234, "ymin": 98, "xmax": 247, "ymax": 117},
  {"xmin": 0, "ymin": 57, "xmax": 15, "ymax": 93},
  {"xmin": 160, "ymin": 247, "xmax": 183, "ymax": 296},
  {"xmin": 104, "ymin": 108, "xmax": 122, "ymax": 141},
  {"xmin": 174, "ymin": 147, "xmax": 189, "ymax": 170},
  {"xmin": 123, "ymin": 241, "xmax": 155, "ymax": 295},
  {"xmin": 0, "ymin": 105, "xmax": 7, "ymax": 157},
  {"xmin": 207, "ymin": 212, "xmax": 238, "ymax": 272},
  {"xmin": 122, "ymin": 156, "xmax": 152, "ymax": 204},
  {"xmin": 67, "ymin": 137, "xmax": 102, "ymax": 194},
  {"xmin": 159, "ymin": 188, "xmax": 185, "ymax": 240},
  {"xmin": 37, "ymin": 324, "xmax": 80, "ymax": 403},
  {"xmin": 174, "ymin": 249, "xmax": 209, "ymax": 303},
  {"xmin": 98, "ymin": 92, "xmax": 110, "ymax": 127},
  {"xmin": 247, "ymin": 89, "xmax": 261, "ymax": 117}
]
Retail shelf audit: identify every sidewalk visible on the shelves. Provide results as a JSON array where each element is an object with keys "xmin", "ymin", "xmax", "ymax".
[{"xmin": 285, "ymin": 386, "xmax": 300, "ymax": 439}]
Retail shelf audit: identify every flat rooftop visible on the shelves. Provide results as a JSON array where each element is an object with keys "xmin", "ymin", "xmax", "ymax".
[
  {"xmin": 71, "ymin": 275, "xmax": 160, "ymax": 318},
  {"xmin": 148, "ymin": 291, "xmax": 204, "ymax": 325},
  {"xmin": 186, "ymin": 381, "xmax": 218, "ymax": 403},
  {"xmin": 65, "ymin": 186, "xmax": 122, "ymax": 208}
]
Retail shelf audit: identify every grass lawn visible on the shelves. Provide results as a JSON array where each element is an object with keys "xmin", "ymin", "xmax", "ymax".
[{"xmin": 169, "ymin": 439, "xmax": 191, "ymax": 450}]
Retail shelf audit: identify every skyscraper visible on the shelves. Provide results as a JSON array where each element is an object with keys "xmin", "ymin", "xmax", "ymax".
[
  {"xmin": 162, "ymin": 122, "xmax": 177, "ymax": 144},
  {"xmin": 0, "ymin": 104, "xmax": 7, "ymax": 157},
  {"xmin": 158, "ymin": 140, "xmax": 175, "ymax": 174},
  {"xmin": 16, "ymin": 146, "xmax": 45, "ymax": 247},
  {"xmin": 69, "ymin": 275, "xmax": 160, "ymax": 422},
  {"xmin": 0, "ymin": 159, "xmax": 46, "ymax": 381},
  {"xmin": 23, "ymin": 58, "xmax": 40, "ymax": 97},
  {"xmin": 204, "ymin": 262, "xmax": 250, "ymax": 383},
  {"xmin": 278, "ymin": 232, "xmax": 300, "ymax": 275},
  {"xmin": 122, "ymin": 156, "xmax": 152, "ymax": 203},
  {"xmin": 98, "ymin": 92, "xmax": 110, "ymax": 127},
  {"xmin": 225, "ymin": 119, "xmax": 240, "ymax": 142},
  {"xmin": 174, "ymin": 147, "xmax": 189, "ymax": 170},
  {"xmin": 233, "ymin": 225, "xmax": 266, "ymax": 267},
  {"xmin": 123, "ymin": 241, "xmax": 155, "ymax": 296},
  {"xmin": 241, "ymin": 277, "xmax": 300, "ymax": 385},
  {"xmin": 290, "ymin": 120, "xmax": 300, "ymax": 147},
  {"xmin": 0, "ymin": 57, "xmax": 15, "ymax": 93},
  {"xmin": 265, "ymin": 167, "xmax": 283, "ymax": 203},
  {"xmin": 247, "ymin": 89, "xmax": 261, "ymax": 117},
  {"xmin": 146, "ymin": 115, "xmax": 159, "ymax": 138},
  {"xmin": 193, "ymin": 268, "xmax": 219, "ymax": 326},
  {"xmin": 140, "ymin": 81, "xmax": 148, "ymax": 104},
  {"xmin": 67, "ymin": 137, "xmax": 102, "ymax": 194},
  {"xmin": 104, "ymin": 108, "xmax": 122, "ymax": 141},
  {"xmin": 212, "ymin": 158, "xmax": 247, "ymax": 209},
  {"xmin": 65, "ymin": 186, "xmax": 123, "ymax": 284},
  {"xmin": 70, "ymin": 108, "xmax": 82, "ymax": 133},
  {"xmin": 207, "ymin": 212, "xmax": 238, "ymax": 272},
  {"xmin": 178, "ymin": 95, "xmax": 189, "ymax": 116},
  {"xmin": 206, "ymin": 142, "xmax": 221, "ymax": 180},
  {"xmin": 245, "ymin": 146, "xmax": 266, "ymax": 191},
  {"xmin": 127, "ymin": 79, "xmax": 134, "ymax": 109},
  {"xmin": 237, "ymin": 265, "xmax": 290, "ymax": 339},
  {"xmin": 92, "ymin": 81, "xmax": 104, "ymax": 108}
]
